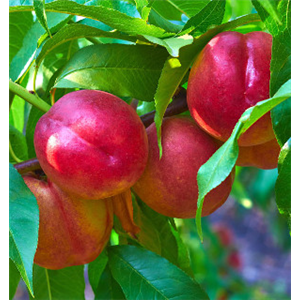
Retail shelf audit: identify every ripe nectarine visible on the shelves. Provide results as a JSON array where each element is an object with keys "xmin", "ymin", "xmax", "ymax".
[
  {"xmin": 23, "ymin": 175, "xmax": 113, "ymax": 269},
  {"xmin": 133, "ymin": 116, "xmax": 234, "ymax": 218},
  {"xmin": 187, "ymin": 31, "xmax": 274, "ymax": 146},
  {"xmin": 236, "ymin": 138, "xmax": 280, "ymax": 169},
  {"xmin": 34, "ymin": 90, "xmax": 148, "ymax": 200}
]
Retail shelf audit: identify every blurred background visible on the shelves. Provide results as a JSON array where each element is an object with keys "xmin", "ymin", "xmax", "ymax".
[{"xmin": 178, "ymin": 166, "xmax": 291, "ymax": 300}]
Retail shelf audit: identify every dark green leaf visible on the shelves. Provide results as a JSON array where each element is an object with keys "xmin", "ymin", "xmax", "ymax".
[
  {"xmin": 108, "ymin": 245, "xmax": 209, "ymax": 300},
  {"xmin": 271, "ymin": 98, "xmax": 291, "ymax": 147},
  {"xmin": 148, "ymin": 9, "xmax": 183, "ymax": 33},
  {"xmin": 275, "ymin": 138, "xmax": 291, "ymax": 232},
  {"xmin": 133, "ymin": 198, "xmax": 192, "ymax": 275},
  {"xmin": 29, "ymin": 265, "xmax": 85, "ymax": 300},
  {"xmin": 9, "ymin": 259, "xmax": 20, "ymax": 300},
  {"xmin": 54, "ymin": 44, "xmax": 169, "ymax": 102},
  {"xmin": 9, "ymin": 164, "xmax": 39, "ymax": 297},
  {"xmin": 270, "ymin": 33, "xmax": 291, "ymax": 97},
  {"xmin": 88, "ymin": 251, "xmax": 108, "ymax": 294},
  {"xmin": 94, "ymin": 265, "xmax": 126, "ymax": 300},
  {"xmin": 182, "ymin": 0, "xmax": 226, "ymax": 36}
]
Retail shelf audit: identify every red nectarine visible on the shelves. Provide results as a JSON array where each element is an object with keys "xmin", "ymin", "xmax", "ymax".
[
  {"xmin": 187, "ymin": 31, "xmax": 274, "ymax": 146},
  {"xmin": 133, "ymin": 116, "xmax": 234, "ymax": 219},
  {"xmin": 34, "ymin": 90, "xmax": 148, "ymax": 200}
]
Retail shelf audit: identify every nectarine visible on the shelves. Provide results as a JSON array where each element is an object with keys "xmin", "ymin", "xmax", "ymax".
[
  {"xmin": 236, "ymin": 138, "xmax": 280, "ymax": 169},
  {"xmin": 34, "ymin": 90, "xmax": 148, "ymax": 200},
  {"xmin": 187, "ymin": 31, "xmax": 274, "ymax": 146},
  {"xmin": 133, "ymin": 116, "xmax": 234, "ymax": 219},
  {"xmin": 23, "ymin": 175, "xmax": 113, "ymax": 269}
]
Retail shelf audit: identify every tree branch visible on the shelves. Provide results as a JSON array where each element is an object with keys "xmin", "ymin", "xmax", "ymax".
[{"xmin": 13, "ymin": 89, "xmax": 188, "ymax": 174}]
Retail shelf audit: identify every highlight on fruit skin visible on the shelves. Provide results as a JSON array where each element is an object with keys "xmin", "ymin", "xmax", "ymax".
[
  {"xmin": 23, "ymin": 175, "xmax": 113, "ymax": 270},
  {"xmin": 34, "ymin": 89, "xmax": 149, "ymax": 201},
  {"xmin": 133, "ymin": 116, "xmax": 235, "ymax": 219},
  {"xmin": 187, "ymin": 31, "xmax": 274, "ymax": 147}
]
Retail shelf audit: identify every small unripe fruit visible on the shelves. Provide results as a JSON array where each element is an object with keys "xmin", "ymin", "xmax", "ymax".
[
  {"xmin": 133, "ymin": 116, "xmax": 234, "ymax": 219},
  {"xmin": 187, "ymin": 31, "xmax": 273, "ymax": 146},
  {"xmin": 23, "ymin": 176, "xmax": 113, "ymax": 270},
  {"xmin": 34, "ymin": 90, "xmax": 148, "ymax": 200}
]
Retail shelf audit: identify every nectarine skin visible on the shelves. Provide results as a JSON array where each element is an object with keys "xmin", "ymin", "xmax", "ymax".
[
  {"xmin": 187, "ymin": 31, "xmax": 274, "ymax": 146},
  {"xmin": 34, "ymin": 90, "xmax": 148, "ymax": 200},
  {"xmin": 133, "ymin": 116, "xmax": 235, "ymax": 219},
  {"xmin": 236, "ymin": 138, "xmax": 281, "ymax": 169},
  {"xmin": 23, "ymin": 175, "xmax": 113, "ymax": 270}
]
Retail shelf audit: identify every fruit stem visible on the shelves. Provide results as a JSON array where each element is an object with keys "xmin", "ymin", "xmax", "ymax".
[{"xmin": 9, "ymin": 80, "xmax": 51, "ymax": 113}]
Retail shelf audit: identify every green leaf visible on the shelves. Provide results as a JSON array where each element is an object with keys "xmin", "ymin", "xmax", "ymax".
[
  {"xmin": 257, "ymin": 0, "xmax": 291, "ymax": 97},
  {"xmin": 9, "ymin": 11, "xmax": 33, "ymax": 64},
  {"xmin": 9, "ymin": 259, "xmax": 20, "ymax": 300},
  {"xmin": 10, "ymin": 0, "xmax": 175, "ymax": 38},
  {"xmin": 144, "ymin": 34, "xmax": 194, "ymax": 57},
  {"xmin": 148, "ymin": 9, "xmax": 183, "ymax": 33},
  {"xmin": 258, "ymin": 1, "xmax": 291, "ymax": 152},
  {"xmin": 9, "ymin": 11, "xmax": 71, "ymax": 81},
  {"xmin": 54, "ymin": 44, "xmax": 169, "ymax": 102},
  {"xmin": 149, "ymin": 0, "xmax": 210, "ymax": 20},
  {"xmin": 93, "ymin": 265, "xmax": 126, "ymax": 300},
  {"xmin": 270, "ymin": 35, "xmax": 291, "ymax": 96},
  {"xmin": 271, "ymin": 98, "xmax": 291, "ymax": 147},
  {"xmin": 9, "ymin": 164, "xmax": 39, "ymax": 297},
  {"xmin": 133, "ymin": 198, "xmax": 192, "ymax": 275},
  {"xmin": 153, "ymin": 13, "xmax": 261, "ymax": 156},
  {"xmin": 275, "ymin": 138, "xmax": 291, "ymax": 233},
  {"xmin": 35, "ymin": 23, "xmax": 137, "ymax": 73},
  {"xmin": 181, "ymin": 0, "xmax": 226, "ymax": 36},
  {"xmin": 108, "ymin": 245, "xmax": 209, "ymax": 300},
  {"xmin": 9, "ymin": 124, "xmax": 28, "ymax": 163},
  {"xmin": 252, "ymin": 0, "xmax": 290, "ymax": 38},
  {"xmin": 29, "ymin": 265, "xmax": 85, "ymax": 300},
  {"xmin": 255, "ymin": 0, "xmax": 282, "ymax": 25},
  {"xmin": 33, "ymin": 0, "xmax": 52, "ymax": 37},
  {"xmin": 88, "ymin": 251, "xmax": 108, "ymax": 294},
  {"xmin": 195, "ymin": 80, "xmax": 291, "ymax": 240}
]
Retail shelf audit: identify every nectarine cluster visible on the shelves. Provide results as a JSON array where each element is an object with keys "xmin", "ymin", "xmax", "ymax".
[{"xmin": 23, "ymin": 30, "xmax": 278, "ymax": 269}]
